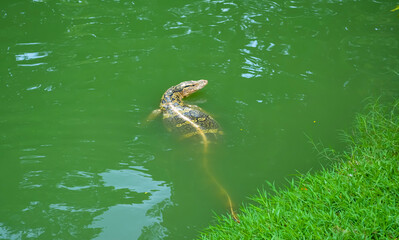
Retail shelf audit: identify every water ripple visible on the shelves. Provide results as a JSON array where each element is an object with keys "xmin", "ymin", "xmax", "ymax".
[
  {"xmin": 91, "ymin": 168, "xmax": 171, "ymax": 239},
  {"xmin": 163, "ymin": 21, "xmax": 192, "ymax": 38},
  {"xmin": 15, "ymin": 51, "xmax": 50, "ymax": 61}
]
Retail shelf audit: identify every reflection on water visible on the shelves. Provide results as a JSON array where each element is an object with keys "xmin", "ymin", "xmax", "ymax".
[
  {"xmin": 0, "ymin": 145, "xmax": 171, "ymax": 239},
  {"xmin": 1, "ymin": 0, "xmax": 399, "ymax": 239},
  {"xmin": 91, "ymin": 169, "xmax": 171, "ymax": 240}
]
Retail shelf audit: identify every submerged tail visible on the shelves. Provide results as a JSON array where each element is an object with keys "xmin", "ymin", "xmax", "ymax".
[{"xmin": 201, "ymin": 135, "xmax": 240, "ymax": 223}]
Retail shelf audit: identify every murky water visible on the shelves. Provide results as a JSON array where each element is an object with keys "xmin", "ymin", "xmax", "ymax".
[{"xmin": 1, "ymin": 0, "xmax": 398, "ymax": 239}]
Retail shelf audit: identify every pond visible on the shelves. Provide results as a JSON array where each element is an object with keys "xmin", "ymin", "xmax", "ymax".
[{"xmin": 0, "ymin": 0, "xmax": 398, "ymax": 239}]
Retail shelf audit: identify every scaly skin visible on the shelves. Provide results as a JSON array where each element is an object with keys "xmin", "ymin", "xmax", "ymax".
[
  {"xmin": 150, "ymin": 80, "xmax": 240, "ymax": 223},
  {"xmin": 159, "ymin": 80, "xmax": 223, "ymax": 139}
]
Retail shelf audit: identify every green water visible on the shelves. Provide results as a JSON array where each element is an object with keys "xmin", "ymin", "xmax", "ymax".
[{"xmin": 1, "ymin": 0, "xmax": 398, "ymax": 239}]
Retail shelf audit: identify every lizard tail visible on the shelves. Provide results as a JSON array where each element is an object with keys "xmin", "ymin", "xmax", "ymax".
[{"xmin": 202, "ymin": 136, "xmax": 240, "ymax": 223}]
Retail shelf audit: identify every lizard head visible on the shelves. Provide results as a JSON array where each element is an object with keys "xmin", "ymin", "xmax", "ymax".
[{"xmin": 177, "ymin": 79, "xmax": 208, "ymax": 97}]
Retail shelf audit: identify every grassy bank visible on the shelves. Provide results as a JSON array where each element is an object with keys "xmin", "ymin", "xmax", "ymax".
[{"xmin": 200, "ymin": 101, "xmax": 399, "ymax": 239}]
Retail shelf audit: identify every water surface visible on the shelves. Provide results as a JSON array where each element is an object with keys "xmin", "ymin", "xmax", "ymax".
[{"xmin": 1, "ymin": 0, "xmax": 398, "ymax": 239}]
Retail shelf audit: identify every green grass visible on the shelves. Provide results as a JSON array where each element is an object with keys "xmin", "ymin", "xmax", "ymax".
[{"xmin": 200, "ymin": 101, "xmax": 399, "ymax": 239}]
